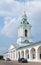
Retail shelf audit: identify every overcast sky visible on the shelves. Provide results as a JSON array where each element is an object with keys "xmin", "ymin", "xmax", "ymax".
[{"xmin": 0, "ymin": 0, "xmax": 41, "ymax": 54}]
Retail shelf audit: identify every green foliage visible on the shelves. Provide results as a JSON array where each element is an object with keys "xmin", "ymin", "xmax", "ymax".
[{"xmin": 0, "ymin": 55, "xmax": 3, "ymax": 60}]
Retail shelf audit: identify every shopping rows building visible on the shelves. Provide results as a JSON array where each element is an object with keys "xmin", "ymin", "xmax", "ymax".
[{"xmin": 3, "ymin": 11, "xmax": 41, "ymax": 62}]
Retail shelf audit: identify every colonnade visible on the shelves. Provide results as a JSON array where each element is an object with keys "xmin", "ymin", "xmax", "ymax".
[
  {"xmin": 18, "ymin": 46, "xmax": 41, "ymax": 61},
  {"xmin": 4, "ymin": 46, "xmax": 41, "ymax": 61}
]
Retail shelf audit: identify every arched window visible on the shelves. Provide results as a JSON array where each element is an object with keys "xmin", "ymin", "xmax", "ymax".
[{"xmin": 25, "ymin": 29, "xmax": 27, "ymax": 37}]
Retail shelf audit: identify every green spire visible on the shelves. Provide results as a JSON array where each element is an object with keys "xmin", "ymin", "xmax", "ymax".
[{"xmin": 21, "ymin": 11, "xmax": 29, "ymax": 24}]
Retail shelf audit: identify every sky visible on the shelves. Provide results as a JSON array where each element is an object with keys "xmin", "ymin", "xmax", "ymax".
[{"xmin": 0, "ymin": 0, "xmax": 41, "ymax": 54}]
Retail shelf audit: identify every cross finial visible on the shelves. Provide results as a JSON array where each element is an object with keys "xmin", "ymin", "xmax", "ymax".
[
  {"xmin": 24, "ymin": 0, "xmax": 26, "ymax": 13},
  {"xmin": 23, "ymin": 0, "xmax": 27, "ymax": 17}
]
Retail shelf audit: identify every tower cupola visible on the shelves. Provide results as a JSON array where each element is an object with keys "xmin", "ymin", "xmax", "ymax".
[{"xmin": 21, "ymin": 11, "xmax": 29, "ymax": 24}]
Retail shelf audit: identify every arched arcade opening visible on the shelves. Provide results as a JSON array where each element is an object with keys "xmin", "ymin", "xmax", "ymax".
[
  {"xmin": 21, "ymin": 51, "xmax": 24, "ymax": 58},
  {"xmin": 25, "ymin": 49, "xmax": 29, "ymax": 59},
  {"xmin": 31, "ymin": 48, "xmax": 36, "ymax": 59},
  {"xmin": 38, "ymin": 46, "xmax": 41, "ymax": 59},
  {"xmin": 18, "ymin": 52, "xmax": 20, "ymax": 59}
]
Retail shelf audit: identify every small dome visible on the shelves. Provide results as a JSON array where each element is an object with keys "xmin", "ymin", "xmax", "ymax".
[{"xmin": 9, "ymin": 44, "xmax": 14, "ymax": 50}]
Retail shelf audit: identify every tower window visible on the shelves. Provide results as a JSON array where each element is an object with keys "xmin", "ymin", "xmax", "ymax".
[{"xmin": 25, "ymin": 29, "xmax": 27, "ymax": 37}]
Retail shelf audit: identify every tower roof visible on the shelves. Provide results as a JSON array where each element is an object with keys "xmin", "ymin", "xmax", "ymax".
[{"xmin": 21, "ymin": 11, "xmax": 29, "ymax": 25}]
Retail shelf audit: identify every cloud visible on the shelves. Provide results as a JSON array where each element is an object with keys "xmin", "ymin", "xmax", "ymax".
[
  {"xmin": 27, "ymin": 1, "xmax": 41, "ymax": 35},
  {"xmin": 0, "ymin": 47, "xmax": 8, "ymax": 54},
  {"xmin": 0, "ymin": 0, "xmax": 24, "ymax": 17},
  {"xmin": 1, "ymin": 18, "xmax": 18, "ymax": 38},
  {"xmin": 15, "ymin": 0, "xmax": 41, "ymax": 2}
]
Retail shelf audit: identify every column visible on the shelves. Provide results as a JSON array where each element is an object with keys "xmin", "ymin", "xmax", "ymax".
[
  {"xmin": 15, "ymin": 51, "xmax": 16, "ymax": 60},
  {"xmin": 9, "ymin": 51, "xmax": 11, "ymax": 59},
  {"xmin": 16, "ymin": 51, "xmax": 18, "ymax": 60},
  {"xmin": 10, "ymin": 51, "xmax": 12, "ymax": 60},
  {"xmin": 36, "ymin": 49, "xmax": 39, "ymax": 61},
  {"xmin": 24, "ymin": 50, "xmax": 26, "ymax": 58},
  {"xmin": 12, "ymin": 51, "xmax": 13, "ymax": 60},
  {"xmin": 20, "ymin": 51, "xmax": 22, "ymax": 58}
]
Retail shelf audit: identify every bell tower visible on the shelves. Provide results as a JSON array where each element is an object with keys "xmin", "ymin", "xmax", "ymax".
[{"xmin": 17, "ymin": 11, "xmax": 32, "ymax": 45}]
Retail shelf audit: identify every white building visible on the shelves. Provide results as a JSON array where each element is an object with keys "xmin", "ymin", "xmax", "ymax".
[{"xmin": 3, "ymin": 11, "xmax": 41, "ymax": 62}]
